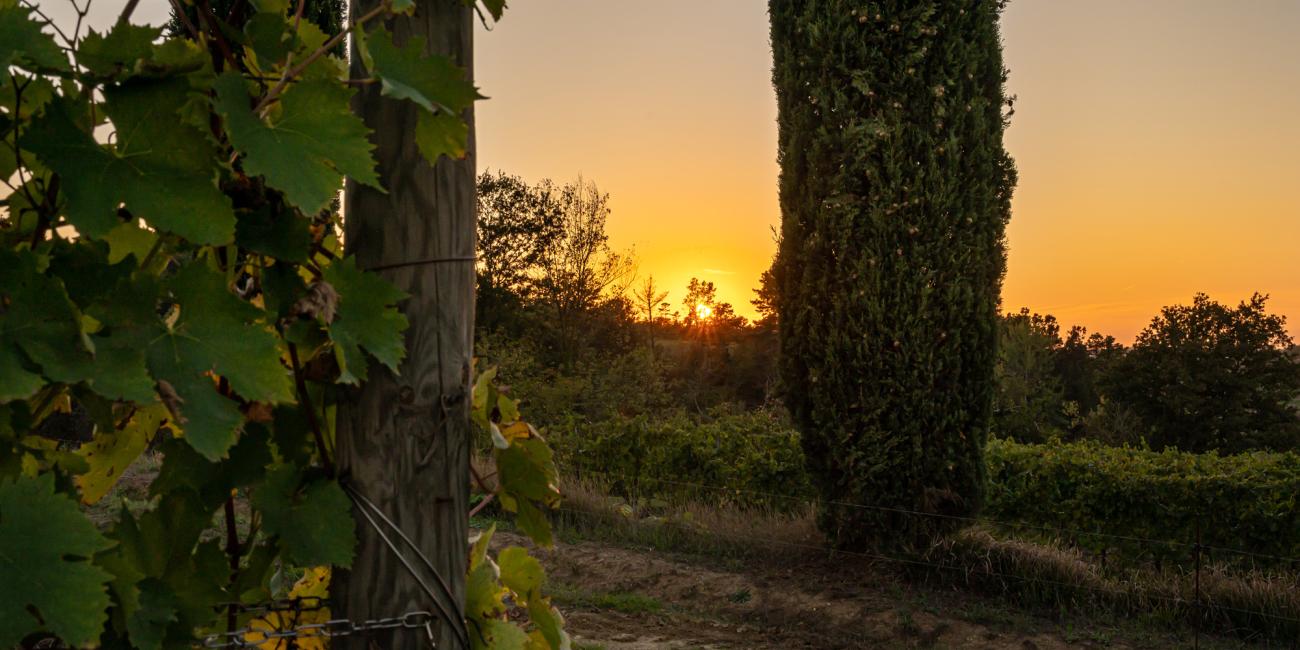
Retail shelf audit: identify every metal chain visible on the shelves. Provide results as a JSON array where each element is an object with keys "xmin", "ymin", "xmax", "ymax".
[{"xmin": 201, "ymin": 606, "xmax": 436, "ymax": 649}]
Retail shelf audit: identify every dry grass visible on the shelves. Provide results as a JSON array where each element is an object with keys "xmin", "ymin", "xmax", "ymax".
[{"xmin": 555, "ymin": 472, "xmax": 1300, "ymax": 643}]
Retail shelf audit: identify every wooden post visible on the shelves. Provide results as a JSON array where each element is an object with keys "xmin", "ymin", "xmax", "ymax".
[{"xmin": 335, "ymin": 1, "xmax": 475, "ymax": 648}]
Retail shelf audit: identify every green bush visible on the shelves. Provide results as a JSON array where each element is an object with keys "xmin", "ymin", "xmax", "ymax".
[
  {"xmin": 985, "ymin": 438, "xmax": 1300, "ymax": 566},
  {"xmin": 549, "ymin": 404, "xmax": 1300, "ymax": 567},
  {"xmin": 549, "ymin": 408, "xmax": 812, "ymax": 512}
]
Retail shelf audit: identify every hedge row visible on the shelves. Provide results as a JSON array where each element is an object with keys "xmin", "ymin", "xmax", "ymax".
[
  {"xmin": 984, "ymin": 438, "xmax": 1300, "ymax": 566},
  {"xmin": 549, "ymin": 414, "xmax": 1300, "ymax": 566},
  {"xmin": 548, "ymin": 408, "xmax": 813, "ymax": 512}
]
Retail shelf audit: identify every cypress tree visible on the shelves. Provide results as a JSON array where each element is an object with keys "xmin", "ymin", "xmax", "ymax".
[{"xmin": 770, "ymin": 1, "xmax": 1016, "ymax": 548}]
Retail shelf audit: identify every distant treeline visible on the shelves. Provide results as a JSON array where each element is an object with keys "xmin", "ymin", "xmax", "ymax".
[
  {"xmin": 475, "ymin": 171, "xmax": 1300, "ymax": 458},
  {"xmin": 994, "ymin": 293, "xmax": 1300, "ymax": 454}
]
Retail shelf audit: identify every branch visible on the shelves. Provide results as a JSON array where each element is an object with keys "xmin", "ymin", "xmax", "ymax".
[
  {"xmin": 251, "ymin": 1, "xmax": 392, "ymax": 116},
  {"xmin": 167, "ymin": 0, "xmax": 200, "ymax": 40},
  {"xmin": 194, "ymin": 0, "xmax": 240, "ymax": 71},
  {"xmin": 288, "ymin": 342, "xmax": 334, "ymax": 476},
  {"xmin": 116, "ymin": 0, "xmax": 140, "ymax": 25}
]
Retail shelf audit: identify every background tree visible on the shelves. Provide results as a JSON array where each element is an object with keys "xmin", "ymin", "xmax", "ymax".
[
  {"xmin": 632, "ymin": 275, "xmax": 670, "ymax": 349},
  {"xmin": 1105, "ymin": 293, "xmax": 1300, "ymax": 453},
  {"xmin": 475, "ymin": 170, "xmax": 563, "ymax": 332},
  {"xmin": 533, "ymin": 176, "xmax": 634, "ymax": 358},
  {"xmin": 993, "ymin": 310, "xmax": 1067, "ymax": 442},
  {"xmin": 681, "ymin": 277, "xmax": 718, "ymax": 329},
  {"xmin": 1055, "ymin": 324, "xmax": 1124, "ymax": 416},
  {"xmin": 771, "ymin": 0, "xmax": 1016, "ymax": 547}
]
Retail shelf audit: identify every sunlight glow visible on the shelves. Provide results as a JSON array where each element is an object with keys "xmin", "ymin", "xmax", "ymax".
[{"xmin": 695, "ymin": 303, "xmax": 713, "ymax": 321}]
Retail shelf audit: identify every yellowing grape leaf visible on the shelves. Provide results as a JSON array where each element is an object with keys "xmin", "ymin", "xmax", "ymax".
[
  {"xmin": 76, "ymin": 404, "xmax": 168, "ymax": 504},
  {"xmin": 245, "ymin": 566, "xmax": 331, "ymax": 649}
]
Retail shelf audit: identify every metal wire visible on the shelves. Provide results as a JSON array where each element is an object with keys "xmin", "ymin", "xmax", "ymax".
[{"xmin": 342, "ymin": 482, "xmax": 472, "ymax": 650}]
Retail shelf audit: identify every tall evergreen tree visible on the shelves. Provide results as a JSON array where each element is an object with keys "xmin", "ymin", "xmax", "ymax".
[{"xmin": 770, "ymin": 1, "xmax": 1016, "ymax": 547}]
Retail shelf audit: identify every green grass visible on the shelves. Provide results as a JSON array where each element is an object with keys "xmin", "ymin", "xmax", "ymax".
[{"xmin": 550, "ymin": 583, "xmax": 664, "ymax": 615}]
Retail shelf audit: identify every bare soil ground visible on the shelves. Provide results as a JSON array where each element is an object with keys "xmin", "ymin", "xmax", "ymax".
[{"xmin": 493, "ymin": 531, "xmax": 1241, "ymax": 650}]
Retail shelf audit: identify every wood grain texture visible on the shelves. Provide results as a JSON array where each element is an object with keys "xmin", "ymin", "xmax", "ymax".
[{"xmin": 335, "ymin": 1, "xmax": 475, "ymax": 647}]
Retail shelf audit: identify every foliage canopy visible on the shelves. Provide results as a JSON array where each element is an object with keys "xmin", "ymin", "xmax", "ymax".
[{"xmin": 0, "ymin": 1, "xmax": 565, "ymax": 647}]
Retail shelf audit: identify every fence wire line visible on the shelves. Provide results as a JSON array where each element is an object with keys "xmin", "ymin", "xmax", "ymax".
[
  {"xmin": 552, "ymin": 505, "xmax": 1300, "ymax": 628},
  {"xmin": 343, "ymin": 483, "xmax": 471, "ymax": 649},
  {"xmin": 561, "ymin": 461, "xmax": 1300, "ymax": 565}
]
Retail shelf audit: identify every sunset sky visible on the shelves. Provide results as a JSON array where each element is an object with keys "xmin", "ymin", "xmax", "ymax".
[
  {"xmin": 475, "ymin": 1, "xmax": 1300, "ymax": 341},
  {"xmin": 54, "ymin": 1, "xmax": 1300, "ymax": 342}
]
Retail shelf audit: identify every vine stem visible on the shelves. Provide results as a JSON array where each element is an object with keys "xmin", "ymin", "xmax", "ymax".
[
  {"xmin": 116, "ymin": 0, "xmax": 140, "ymax": 25},
  {"xmin": 288, "ymin": 342, "xmax": 334, "ymax": 477},
  {"xmin": 251, "ymin": 1, "xmax": 392, "ymax": 117},
  {"xmin": 195, "ymin": 0, "xmax": 240, "ymax": 71},
  {"xmin": 224, "ymin": 496, "xmax": 241, "ymax": 634},
  {"xmin": 167, "ymin": 0, "xmax": 200, "ymax": 41}
]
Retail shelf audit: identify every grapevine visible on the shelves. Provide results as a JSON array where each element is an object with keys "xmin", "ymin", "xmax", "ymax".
[{"xmin": 0, "ymin": 0, "xmax": 564, "ymax": 647}]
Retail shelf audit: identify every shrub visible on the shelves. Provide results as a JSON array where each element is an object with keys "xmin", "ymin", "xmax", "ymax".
[
  {"xmin": 985, "ymin": 438, "xmax": 1300, "ymax": 567},
  {"xmin": 549, "ymin": 408, "xmax": 812, "ymax": 512}
]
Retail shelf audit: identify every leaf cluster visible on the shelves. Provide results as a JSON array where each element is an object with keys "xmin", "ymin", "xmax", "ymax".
[{"xmin": 0, "ymin": 1, "xmax": 564, "ymax": 647}]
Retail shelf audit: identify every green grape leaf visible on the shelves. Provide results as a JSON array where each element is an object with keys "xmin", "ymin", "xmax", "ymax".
[
  {"xmin": 0, "ymin": 248, "xmax": 94, "ymax": 388},
  {"xmin": 513, "ymin": 498, "xmax": 553, "ymax": 549},
  {"xmin": 252, "ymin": 0, "xmax": 291, "ymax": 12},
  {"xmin": 235, "ymin": 203, "xmax": 312, "ymax": 262},
  {"xmin": 497, "ymin": 435, "xmax": 559, "ymax": 504},
  {"xmin": 0, "ymin": 3, "xmax": 69, "ymax": 78},
  {"xmin": 389, "ymin": 0, "xmax": 416, "ymax": 15},
  {"xmin": 213, "ymin": 72, "xmax": 381, "ymax": 215},
  {"xmin": 527, "ymin": 600, "xmax": 566, "ymax": 650},
  {"xmin": 22, "ymin": 83, "xmax": 236, "ymax": 244},
  {"xmin": 497, "ymin": 546, "xmax": 543, "ymax": 596},
  {"xmin": 147, "ymin": 264, "xmax": 291, "ymax": 459},
  {"xmin": 0, "ymin": 474, "xmax": 113, "ymax": 648},
  {"xmin": 252, "ymin": 466, "xmax": 356, "ymax": 567},
  {"xmin": 0, "ymin": 346, "xmax": 43, "ymax": 402},
  {"xmin": 126, "ymin": 579, "xmax": 179, "ymax": 650},
  {"xmin": 103, "ymin": 222, "xmax": 159, "ymax": 265},
  {"xmin": 416, "ymin": 109, "xmax": 469, "ymax": 164},
  {"xmin": 360, "ymin": 26, "xmax": 482, "ymax": 115},
  {"xmin": 78, "ymin": 23, "xmax": 163, "ymax": 77},
  {"xmin": 108, "ymin": 490, "xmax": 215, "ymax": 581},
  {"xmin": 86, "ymin": 329, "xmax": 157, "ymax": 403},
  {"xmin": 322, "ymin": 257, "xmax": 408, "ymax": 384},
  {"xmin": 75, "ymin": 404, "xmax": 168, "ymax": 504},
  {"xmin": 465, "ymin": 561, "xmax": 506, "ymax": 621},
  {"xmin": 244, "ymin": 12, "xmax": 293, "ymax": 67},
  {"xmin": 480, "ymin": 0, "xmax": 506, "ymax": 21},
  {"xmin": 478, "ymin": 619, "xmax": 529, "ymax": 650}
]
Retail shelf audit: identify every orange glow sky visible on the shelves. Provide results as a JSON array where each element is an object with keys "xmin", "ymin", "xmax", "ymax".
[{"xmin": 476, "ymin": 1, "xmax": 1300, "ymax": 341}]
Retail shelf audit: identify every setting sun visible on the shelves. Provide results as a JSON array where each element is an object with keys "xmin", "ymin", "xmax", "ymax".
[{"xmin": 695, "ymin": 303, "xmax": 713, "ymax": 321}]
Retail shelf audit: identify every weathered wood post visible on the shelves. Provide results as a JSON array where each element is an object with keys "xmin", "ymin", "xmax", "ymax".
[{"xmin": 335, "ymin": 1, "xmax": 475, "ymax": 647}]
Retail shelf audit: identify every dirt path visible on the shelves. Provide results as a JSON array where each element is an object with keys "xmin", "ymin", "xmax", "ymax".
[{"xmin": 494, "ymin": 531, "xmax": 1219, "ymax": 650}]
